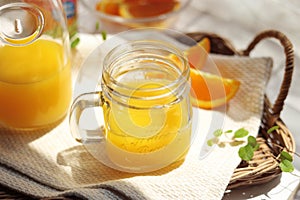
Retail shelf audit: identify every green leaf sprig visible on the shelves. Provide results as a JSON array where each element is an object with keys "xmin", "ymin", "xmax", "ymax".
[
  {"xmin": 267, "ymin": 126, "xmax": 294, "ymax": 172},
  {"xmin": 101, "ymin": 31, "xmax": 107, "ymax": 41},
  {"xmin": 279, "ymin": 151, "xmax": 294, "ymax": 172},
  {"xmin": 238, "ymin": 136, "xmax": 259, "ymax": 161},
  {"xmin": 70, "ymin": 31, "xmax": 80, "ymax": 48},
  {"xmin": 207, "ymin": 126, "xmax": 295, "ymax": 173},
  {"xmin": 207, "ymin": 127, "xmax": 249, "ymax": 148},
  {"xmin": 95, "ymin": 21, "xmax": 107, "ymax": 41}
]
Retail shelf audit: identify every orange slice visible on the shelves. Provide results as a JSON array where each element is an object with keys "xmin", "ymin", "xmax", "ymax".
[
  {"xmin": 167, "ymin": 38, "xmax": 238, "ymax": 109},
  {"xmin": 190, "ymin": 68, "xmax": 240, "ymax": 109},
  {"xmin": 95, "ymin": 0, "xmax": 121, "ymax": 16},
  {"xmin": 184, "ymin": 37, "xmax": 210, "ymax": 70}
]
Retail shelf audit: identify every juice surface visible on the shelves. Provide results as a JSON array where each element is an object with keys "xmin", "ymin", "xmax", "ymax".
[
  {"xmin": 103, "ymin": 81, "xmax": 191, "ymax": 153},
  {"xmin": 0, "ymin": 39, "xmax": 72, "ymax": 129}
]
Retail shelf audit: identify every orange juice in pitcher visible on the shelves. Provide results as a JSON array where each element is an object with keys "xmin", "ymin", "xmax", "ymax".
[
  {"xmin": 0, "ymin": 1, "xmax": 72, "ymax": 131},
  {"xmin": 0, "ymin": 39, "xmax": 71, "ymax": 129}
]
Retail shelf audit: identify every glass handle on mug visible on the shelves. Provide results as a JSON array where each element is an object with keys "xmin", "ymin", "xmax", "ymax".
[{"xmin": 69, "ymin": 91, "xmax": 105, "ymax": 143}]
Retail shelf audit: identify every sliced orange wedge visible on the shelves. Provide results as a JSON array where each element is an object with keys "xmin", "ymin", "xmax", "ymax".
[
  {"xmin": 190, "ymin": 68, "xmax": 240, "ymax": 109},
  {"xmin": 96, "ymin": 0, "xmax": 121, "ymax": 16},
  {"xmin": 184, "ymin": 37, "xmax": 210, "ymax": 70}
]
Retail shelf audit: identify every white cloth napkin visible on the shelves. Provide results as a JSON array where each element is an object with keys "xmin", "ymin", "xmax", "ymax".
[{"xmin": 0, "ymin": 33, "xmax": 272, "ymax": 200}]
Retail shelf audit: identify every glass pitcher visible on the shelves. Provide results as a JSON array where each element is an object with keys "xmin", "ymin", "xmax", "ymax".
[{"xmin": 0, "ymin": 0, "xmax": 72, "ymax": 132}]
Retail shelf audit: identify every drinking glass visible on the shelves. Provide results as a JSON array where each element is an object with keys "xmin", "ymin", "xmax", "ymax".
[
  {"xmin": 70, "ymin": 40, "xmax": 192, "ymax": 172},
  {"xmin": 0, "ymin": 0, "xmax": 72, "ymax": 131}
]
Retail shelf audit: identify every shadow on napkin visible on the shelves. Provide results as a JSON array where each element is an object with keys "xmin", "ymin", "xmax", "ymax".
[
  {"xmin": 0, "ymin": 124, "xmax": 152, "ymax": 199},
  {"xmin": 57, "ymin": 145, "xmax": 185, "ymax": 184}
]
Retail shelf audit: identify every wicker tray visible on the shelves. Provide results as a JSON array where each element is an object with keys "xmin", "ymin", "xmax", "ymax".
[
  {"xmin": 187, "ymin": 29, "xmax": 295, "ymax": 189},
  {"xmin": 0, "ymin": 30, "xmax": 295, "ymax": 198}
]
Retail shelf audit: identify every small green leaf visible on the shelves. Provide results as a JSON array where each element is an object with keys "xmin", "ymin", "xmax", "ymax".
[
  {"xmin": 267, "ymin": 126, "xmax": 279, "ymax": 134},
  {"xmin": 95, "ymin": 21, "xmax": 100, "ymax": 31},
  {"xmin": 101, "ymin": 31, "xmax": 107, "ymax": 40},
  {"xmin": 225, "ymin": 130, "xmax": 233, "ymax": 133},
  {"xmin": 229, "ymin": 140, "xmax": 245, "ymax": 147},
  {"xmin": 234, "ymin": 128, "xmax": 249, "ymax": 138},
  {"xmin": 238, "ymin": 144, "xmax": 254, "ymax": 161},
  {"xmin": 213, "ymin": 129, "xmax": 223, "ymax": 137},
  {"xmin": 69, "ymin": 30, "xmax": 77, "ymax": 39},
  {"xmin": 207, "ymin": 139, "xmax": 214, "ymax": 147},
  {"xmin": 253, "ymin": 144, "xmax": 260, "ymax": 151},
  {"xmin": 246, "ymin": 136, "xmax": 260, "ymax": 150},
  {"xmin": 207, "ymin": 137, "xmax": 219, "ymax": 146},
  {"xmin": 280, "ymin": 151, "xmax": 293, "ymax": 162},
  {"xmin": 218, "ymin": 142, "xmax": 226, "ymax": 148},
  {"xmin": 71, "ymin": 37, "xmax": 80, "ymax": 48},
  {"xmin": 247, "ymin": 136, "xmax": 256, "ymax": 147},
  {"xmin": 279, "ymin": 159, "xmax": 294, "ymax": 172}
]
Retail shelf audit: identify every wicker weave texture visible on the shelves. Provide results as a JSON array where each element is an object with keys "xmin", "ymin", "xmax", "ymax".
[{"xmin": 188, "ymin": 30, "xmax": 295, "ymax": 189}]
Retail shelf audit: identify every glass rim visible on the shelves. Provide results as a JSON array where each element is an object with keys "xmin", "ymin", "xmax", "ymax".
[
  {"xmin": 0, "ymin": 2, "xmax": 44, "ymax": 46},
  {"xmin": 102, "ymin": 39, "xmax": 190, "ymax": 98}
]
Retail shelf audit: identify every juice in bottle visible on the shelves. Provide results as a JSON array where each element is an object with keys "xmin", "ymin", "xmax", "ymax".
[{"xmin": 0, "ymin": 39, "xmax": 72, "ymax": 129}]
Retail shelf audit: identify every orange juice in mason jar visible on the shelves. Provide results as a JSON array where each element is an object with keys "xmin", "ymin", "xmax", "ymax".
[
  {"xmin": 69, "ymin": 40, "xmax": 192, "ymax": 172},
  {"xmin": 0, "ymin": 1, "xmax": 72, "ymax": 131}
]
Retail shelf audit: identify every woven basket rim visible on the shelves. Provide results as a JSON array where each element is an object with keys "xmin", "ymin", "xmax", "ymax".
[{"xmin": 187, "ymin": 29, "xmax": 295, "ymax": 189}]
